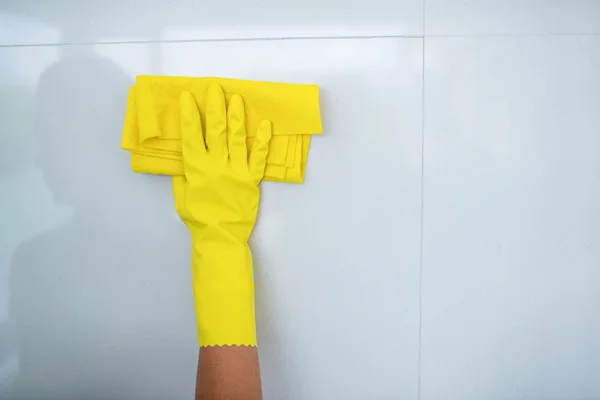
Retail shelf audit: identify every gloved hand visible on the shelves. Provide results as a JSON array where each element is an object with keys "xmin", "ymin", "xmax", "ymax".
[{"xmin": 173, "ymin": 84, "xmax": 272, "ymax": 347}]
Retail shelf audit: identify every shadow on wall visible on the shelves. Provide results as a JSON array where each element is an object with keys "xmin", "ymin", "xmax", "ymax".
[{"xmin": 4, "ymin": 48, "xmax": 197, "ymax": 399}]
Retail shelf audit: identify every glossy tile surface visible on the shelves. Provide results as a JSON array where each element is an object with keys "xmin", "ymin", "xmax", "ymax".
[
  {"xmin": 426, "ymin": 0, "xmax": 600, "ymax": 35},
  {"xmin": 0, "ymin": 38, "xmax": 424, "ymax": 399},
  {"xmin": 4, "ymin": 1, "xmax": 600, "ymax": 399},
  {"xmin": 420, "ymin": 36, "xmax": 600, "ymax": 400},
  {"xmin": 0, "ymin": 0, "xmax": 423, "ymax": 45}
]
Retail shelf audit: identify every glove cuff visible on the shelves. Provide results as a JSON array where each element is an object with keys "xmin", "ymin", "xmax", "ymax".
[{"xmin": 190, "ymin": 231, "xmax": 257, "ymax": 347}]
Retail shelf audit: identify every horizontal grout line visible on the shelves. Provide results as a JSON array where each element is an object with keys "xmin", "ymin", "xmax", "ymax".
[
  {"xmin": 1, "ymin": 31, "xmax": 599, "ymax": 48},
  {"xmin": 427, "ymin": 32, "xmax": 600, "ymax": 38},
  {"xmin": 0, "ymin": 34, "xmax": 422, "ymax": 48}
]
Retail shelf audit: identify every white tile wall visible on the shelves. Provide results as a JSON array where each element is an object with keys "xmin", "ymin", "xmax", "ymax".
[
  {"xmin": 426, "ymin": 0, "xmax": 600, "ymax": 35},
  {"xmin": 0, "ymin": 0, "xmax": 423, "ymax": 45},
  {"xmin": 1, "ymin": 1, "xmax": 600, "ymax": 399},
  {"xmin": 0, "ymin": 38, "xmax": 423, "ymax": 399},
  {"xmin": 421, "ymin": 35, "xmax": 600, "ymax": 400}
]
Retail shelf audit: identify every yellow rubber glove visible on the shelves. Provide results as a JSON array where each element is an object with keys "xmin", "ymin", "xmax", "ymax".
[{"xmin": 173, "ymin": 84, "xmax": 271, "ymax": 347}]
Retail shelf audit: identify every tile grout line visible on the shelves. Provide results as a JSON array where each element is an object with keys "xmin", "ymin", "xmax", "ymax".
[
  {"xmin": 0, "ymin": 34, "xmax": 423, "ymax": 48},
  {"xmin": 426, "ymin": 31, "xmax": 600, "ymax": 37},
  {"xmin": 417, "ymin": 1, "xmax": 426, "ymax": 400},
  {"xmin": 2, "ymin": 31, "xmax": 600, "ymax": 48}
]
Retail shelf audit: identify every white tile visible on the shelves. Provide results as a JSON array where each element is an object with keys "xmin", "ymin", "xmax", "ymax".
[
  {"xmin": 0, "ymin": 0, "xmax": 423, "ymax": 45},
  {"xmin": 421, "ymin": 36, "xmax": 600, "ymax": 400},
  {"xmin": 0, "ymin": 38, "xmax": 424, "ymax": 399},
  {"xmin": 0, "ymin": 44, "xmax": 199, "ymax": 399},
  {"xmin": 426, "ymin": 0, "xmax": 600, "ymax": 35}
]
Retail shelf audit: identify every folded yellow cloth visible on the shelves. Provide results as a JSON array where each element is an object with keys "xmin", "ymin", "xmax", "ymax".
[{"xmin": 121, "ymin": 76, "xmax": 322, "ymax": 183}]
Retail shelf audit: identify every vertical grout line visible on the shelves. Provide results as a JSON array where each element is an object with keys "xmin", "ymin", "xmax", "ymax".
[{"xmin": 417, "ymin": 1, "xmax": 426, "ymax": 400}]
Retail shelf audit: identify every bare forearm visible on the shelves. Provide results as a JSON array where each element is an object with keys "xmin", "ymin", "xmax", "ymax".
[{"xmin": 196, "ymin": 346, "xmax": 262, "ymax": 400}]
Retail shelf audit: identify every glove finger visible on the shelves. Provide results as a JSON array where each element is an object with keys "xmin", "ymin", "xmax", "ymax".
[
  {"xmin": 179, "ymin": 91, "xmax": 206, "ymax": 177},
  {"xmin": 172, "ymin": 175, "xmax": 188, "ymax": 220},
  {"xmin": 227, "ymin": 94, "xmax": 248, "ymax": 170},
  {"xmin": 205, "ymin": 84, "xmax": 228, "ymax": 159},
  {"xmin": 248, "ymin": 120, "xmax": 272, "ymax": 184}
]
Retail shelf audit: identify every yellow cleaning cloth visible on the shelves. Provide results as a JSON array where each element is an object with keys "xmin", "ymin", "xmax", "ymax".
[{"xmin": 121, "ymin": 76, "xmax": 322, "ymax": 183}]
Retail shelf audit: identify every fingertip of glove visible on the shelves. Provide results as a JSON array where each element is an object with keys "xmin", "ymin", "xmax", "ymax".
[
  {"xmin": 230, "ymin": 94, "xmax": 243, "ymax": 106},
  {"xmin": 257, "ymin": 120, "xmax": 272, "ymax": 141},
  {"xmin": 207, "ymin": 83, "xmax": 224, "ymax": 99},
  {"xmin": 228, "ymin": 94, "xmax": 244, "ymax": 117}
]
